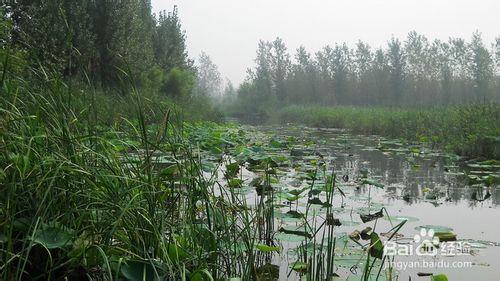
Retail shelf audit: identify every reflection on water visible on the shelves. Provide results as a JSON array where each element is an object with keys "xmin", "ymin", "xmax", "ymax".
[
  {"xmin": 249, "ymin": 125, "xmax": 499, "ymax": 281},
  {"xmin": 275, "ymin": 125, "xmax": 499, "ymax": 205}
]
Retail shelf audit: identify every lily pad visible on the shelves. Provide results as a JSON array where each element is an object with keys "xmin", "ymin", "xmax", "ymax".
[
  {"xmin": 384, "ymin": 215, "xmax": 419, "ymax": 223},
  {"xmin": 369, "ymin": 232, "xmax": 384, "ymax": 259},
  {"xmin": 289, "ymin": 242, "xmax": 325, "ymax": 255},
  {"xmin": 339, "ymin": 220, "xmax": 361, "ymax": 226},
  {"xmin": 274, "ymin": 232, "xmax": 307, "ymax": 243},
  {"xmin": 359, "ymin": 209, "xmax": 384, "ymax": 223},
  {"xmin": 415, "ymin": 225, "xmax": 453, "ymax": 233},
  {"xmin": 278, "ymin": 226, "xmax": 312, "ymax": 238},
  {"xmin": 434, "ymin": 232, "xmax": 457, "ymax": 242},
  {"xmin": 335, "ymin": 252, "xmax": 365, "ymax": 268},
  {"xmin": 361, "ymin": 179, "xmax": 385, "ymax": 188},
  {"xmin": 280, "ymin": 210, "xmax": 305, "ymax": 222},
  {"xmin": 431, "ymin": 274, "xmax": 448, "ymax": 281},
  {"xmin": 256, "ymin": 263, "xmax": 279, "ymax": 280},
  {"xmin": 256, "ymin": 244, "xmax": 280, "ymax": 252},
  {"xmin": 290, "ymin": 261, "xmax": 308, "ymax": 272}
]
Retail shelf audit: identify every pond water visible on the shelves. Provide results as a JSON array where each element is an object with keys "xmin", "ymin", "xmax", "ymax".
[{"xmin": 231, "ymin": 124, "xmax": 499, "ymax": 281}]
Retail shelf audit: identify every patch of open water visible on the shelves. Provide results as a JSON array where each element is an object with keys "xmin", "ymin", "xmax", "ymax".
[{"xmin": 236, "ymin": 125, "xmax": 499, "ymax": 280}]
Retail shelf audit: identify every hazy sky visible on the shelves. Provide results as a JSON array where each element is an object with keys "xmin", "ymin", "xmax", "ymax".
[{"xmin": 151, "ymin": 0, "xmax": 499, "ymax": 85}]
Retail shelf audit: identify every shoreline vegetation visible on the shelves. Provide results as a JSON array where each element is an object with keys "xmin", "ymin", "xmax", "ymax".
[
  {"xmin": 1, "ymin": 2, "xmax": 499, "ymax": 281},
  {"xmin": 226, "ymin": 33, "xmax": 500, "ymax": 162},
  {"xmin": 274, "ymin": 104, "xmax": 499, "ymax": 159}
]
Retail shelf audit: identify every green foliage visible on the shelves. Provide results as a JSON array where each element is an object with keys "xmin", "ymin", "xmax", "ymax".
[
  {"xmin": 139, "ymin": 65, "xmax": 168, "ymax": 91},
  {"xmin": 431, "ymin": 274, "xmax": 449, "ymax": 281},
  {"xmin": 0, "ymin": 2, "xmax": 222, "ymax": 122},
  {"xmin": 33, "ymin": 223, "xmax": 73, "ymax": 249},
  {"xmin": 5, "ymin": 2, "xmax": 191, "ymax": 87},
  {"xmin": 162, "ymin": 67, "xmax": 195, "ymax": 99},
  {"xmin": 0, "ymin": 71, "xmax": 228, "ymax": 280},
  {"xmin": 232, "ymin": 32, "xmax": 499, "ymax": 119},
  {"xmin": 256, "ymin": 244, "xmax": 280, "ymax": 253},
  {"xmin": 278, "ymin": 104, "xmax": 500, "ymax": 158},
  {"xmin": 153, "ymin": 6, "xmax": 190, "ymax": 72},
  {"xmin": 196, "ymin": 51, "xmax": 222, "ymax": 98},
  {"xmin": 369, "ymin": 232, "xmax": 384, "ymax": 259}
]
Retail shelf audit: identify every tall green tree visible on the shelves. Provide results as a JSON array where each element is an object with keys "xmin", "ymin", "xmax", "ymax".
[
  {"xmin": 153, "ymin": 6, "xmax": 189, "ymax": 73},
  {"xmin": 196, "ymin": 51, "xmax": 222, "ymax": 98},
  {"xmin": 254, "ymin": 40, "xmax": 273, "ymax": 100},
  {"xmin": 7, "ymin": 0, "xmax": 156, "ymax": 85},
  {"xmin": 495, "ymin": 36, "xmax": 500, "ymax": 71},
  {"xmin": 371, "ymin": 48, "xmax": 391, "ymax": 105},
  {"xmin": 315, "ymin": 46, "xmax": 334, "ymax": 104},
  {"xmin": 288, "ymin": 46, "xmax": 317, "ymax": 104},
  {"xmin": 387, "ymin": 37, "xmax": 406, "ymax": 105},
  {"xmin": 269, "ymin": 37, "xmax": 291, "ymax": 103},
  {"xmin": 434, "ymin": 40, "xmax": 453, "ymax": 104},
  {"xmin": 405, "ymin": 31, "xmax": 431, "ymax": 104},
  {"xmin": 91, "ymin": 0, "xmax": 154, "ymax": 85},
  {"xmin": 353, "ymin": 41, "xmax": 373, "ymax": 105},
  {"xmin": 9, "ymin": 0, "xmax": 94, "ymax": 74},
  {"xmin": 330, "ymin": 43, "xmax": 352, "ymax": 104},
  {"xmin": 468, "ymin": 32, "xmax": 494, "ymax": 102}
]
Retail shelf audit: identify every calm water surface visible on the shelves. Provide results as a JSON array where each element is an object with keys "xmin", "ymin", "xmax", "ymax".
[{"xmin": 239, "ymin": 125, "xmax": 499, "ymax": 281}]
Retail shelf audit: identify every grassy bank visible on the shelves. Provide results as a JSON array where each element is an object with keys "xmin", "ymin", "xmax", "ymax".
[
  {"xmin": 1, "ymin": 76, "xmax": 401, "ymax": 280},
  {"xmin": 0, "ymin": 94, "xmax": 250, "ymax": 279},
  {"xmin": 277, "ymin": 104, "xmax": 500, "ymax": 159},
  {"xmin": 1, "ymin": 67, "xmax": 416, "ymax": 280},
  {"xmin": 0, "ymin": 65, "xmax": 249, "ymax": 279},
  {"xmin": 1, "ymin": 69, "xmax": 465, "ymax": 280}
]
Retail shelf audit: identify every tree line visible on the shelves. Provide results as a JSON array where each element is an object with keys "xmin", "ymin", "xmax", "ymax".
[
  {"xmin": 236, "ymin": 32, "xmax": 499, "ymax": 112},
  {"xmin": 1, "ymin": 1, "xmax": 225, "ymax": 100}
]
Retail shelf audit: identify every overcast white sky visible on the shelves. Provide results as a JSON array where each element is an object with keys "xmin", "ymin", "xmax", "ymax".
[{"xmin": 151, "ymin": 0, "xmax": 499, "ymax": 85}]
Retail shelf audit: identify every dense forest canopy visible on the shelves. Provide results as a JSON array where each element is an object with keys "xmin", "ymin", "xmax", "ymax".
[{"xmin": 234, "ymin": 32, "xmax": 499, "ymax": 116}]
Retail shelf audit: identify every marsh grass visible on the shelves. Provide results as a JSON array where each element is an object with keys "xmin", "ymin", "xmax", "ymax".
[
  {"xmin": 0, "ymin": 59, "xmax": 255, "ymax": 280},
  {"xmin": 278, "ymin": 105, "xmax": 500, "ymax": 159},
  {"xmin": 0, "ymin": 61, "xmax": 406, "ymax": 281}
]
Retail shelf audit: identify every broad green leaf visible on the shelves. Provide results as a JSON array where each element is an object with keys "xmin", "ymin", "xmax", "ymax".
[
  {"xmin": 291, "ymin": 261, "xmax": 308, "ymax": 272},
  {"xmin": 120, "ymin": 260, "xmax": 156, "ymax": 281},
  {"xmin": 166, "ymin": 243, "xmax": 189, "ymax": 263},
  {"xmin": 191, "ymin": 269, "xmax": 214, "ymax": 281},
  {"xmin": 256, "ymin": 244, "xmax": 280, "ymax": 252},
  {"xmin": 361, "ymin": 179, "xmax": 384, "ymax": 188},
  {"xmin": 369, "ymin": 232, "xmax": 384, "ymax": 259},
  {"xmin": 33, "ymin": 224, "xmax": 73, "ymax": 249},
  {"xmin": 431, "ymin": 274, "xmax": 448, "ymax": 281}
]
